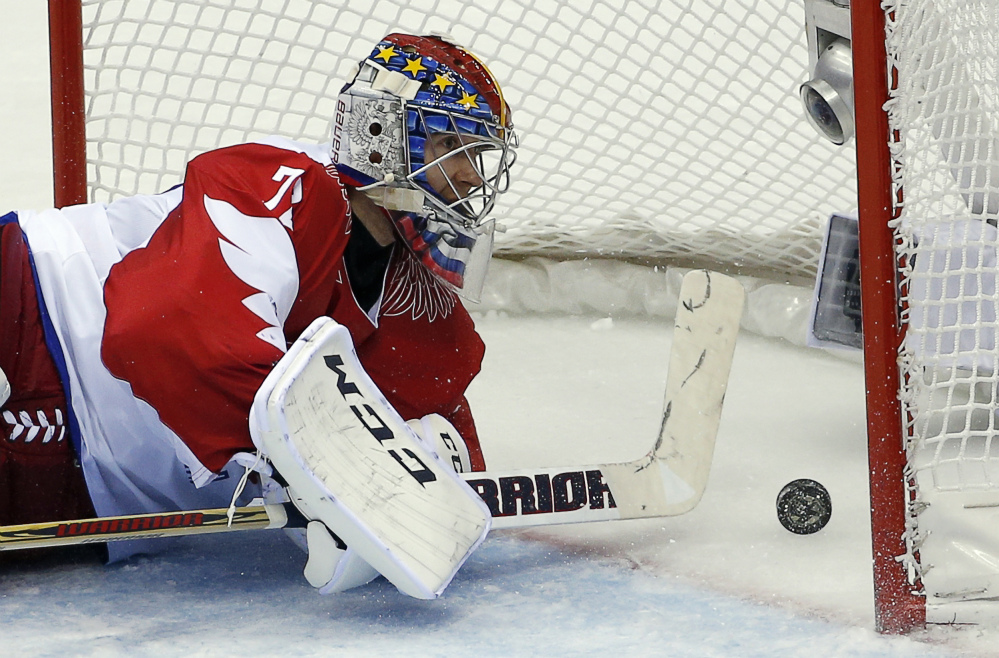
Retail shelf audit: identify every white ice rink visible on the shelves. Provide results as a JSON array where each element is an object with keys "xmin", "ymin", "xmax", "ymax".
[{"xmin": 0, "ymin": 2, "xmax": 994, "ymax": 656}]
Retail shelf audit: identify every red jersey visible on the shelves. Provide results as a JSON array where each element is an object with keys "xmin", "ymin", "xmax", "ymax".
[{"xmin": 18, "ymin": 137, "xmax": 485, "ymax": 534}]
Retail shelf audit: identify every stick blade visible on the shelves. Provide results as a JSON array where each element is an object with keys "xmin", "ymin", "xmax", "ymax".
[
  {"xmin": 660, "ymin": 269, "xmax": 744, "ymax": 512},
  {"xmin": 605, "ymin": 270, "xmax": 744, "ymax": 518}
]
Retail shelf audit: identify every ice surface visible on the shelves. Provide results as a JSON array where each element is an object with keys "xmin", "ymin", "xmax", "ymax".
[{"xmin": 0, "ymin": 531, "xmax": 954, "ymax": 657}]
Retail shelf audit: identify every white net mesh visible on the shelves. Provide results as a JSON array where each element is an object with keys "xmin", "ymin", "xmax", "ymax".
[
  {"xmin": 887, "ymin": 0, "xmax": 999, "ymax": 617},
  {"xmin": 79, "ymin": 0, "xmax": 856, "ymax": 280}
]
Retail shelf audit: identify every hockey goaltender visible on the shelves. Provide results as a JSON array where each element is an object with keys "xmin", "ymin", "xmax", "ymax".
[{"xmin": 0, "ymin": 33, "xmax": 517, "ymax": 598}]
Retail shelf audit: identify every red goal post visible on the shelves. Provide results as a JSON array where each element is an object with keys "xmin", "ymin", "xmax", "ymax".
[
  {"xmin": 856, "ymin": 0, "xmax": 999, "ymax": 634},
  {"xmin": 852, "ymin": 0, "xmax": 925, "ymax": 635},
  {"xmin": 48, "ymin": 0, "xmax": 87, "ymax": 208}
]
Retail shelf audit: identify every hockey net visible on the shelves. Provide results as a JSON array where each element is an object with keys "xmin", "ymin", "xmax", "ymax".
[
  {"xmin": 870, "ymin": 0, "xmax": 999, "ymax": 629},
  {"xmin": 51, "ymin": 0, "xmax": 859, "ymax": 282}
]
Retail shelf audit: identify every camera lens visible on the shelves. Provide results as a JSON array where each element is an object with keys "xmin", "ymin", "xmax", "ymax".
[
  {"xmin": 801, "ymin": 84, "xmax": 845, "ymax": 145},
  {"xmin": 799, "ymin": 39, "xmax": 855, "ymax": 145}
]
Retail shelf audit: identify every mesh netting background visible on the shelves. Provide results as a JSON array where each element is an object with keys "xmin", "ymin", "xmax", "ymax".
[
  {"xmin": 886, "ymin": 0, "xmax": 999, "ymax": 610},
  {"xmin": 80, "ymin": 0, "xmax": 857, "ymax": 280},
  {"xmin": 888, "ymin": 0, "xmax": 999, "ymax": 494}
]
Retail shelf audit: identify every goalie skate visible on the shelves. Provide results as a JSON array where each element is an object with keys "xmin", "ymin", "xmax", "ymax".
[{"xmin": 249, "ymin": 317, "xmax": 492, "ymax": 599}]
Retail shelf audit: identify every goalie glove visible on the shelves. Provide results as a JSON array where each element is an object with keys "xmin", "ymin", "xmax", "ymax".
[
  {"xmin": 249, "ymin": 317, "xmax": 491, "ymax": 599},
  {"xmin": 407, "ymin": 414, "xmax": 473, "ymax": 474}
]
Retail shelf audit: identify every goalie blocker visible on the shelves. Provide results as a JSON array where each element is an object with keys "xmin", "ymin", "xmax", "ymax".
[{"xmin": 249, "ymin": 317, "xmax": 491, "ymax": 600}]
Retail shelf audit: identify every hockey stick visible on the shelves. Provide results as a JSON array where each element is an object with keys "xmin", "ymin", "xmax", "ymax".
[
  {"xmin": 464, "ymin": 269, "xmax": 744, "ymax": 528},
  {"xmin": 0, "ymin": 270, "xmax": 743, "ymax": 551},
  {"xmin": 0, "ymin": 504, "xmax": 289, "ymax": 551}
]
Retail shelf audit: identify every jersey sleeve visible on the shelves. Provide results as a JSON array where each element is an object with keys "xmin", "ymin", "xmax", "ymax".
[{"xmin": 101, "ymin": 143, "xmax": 351, "ymax": 473}]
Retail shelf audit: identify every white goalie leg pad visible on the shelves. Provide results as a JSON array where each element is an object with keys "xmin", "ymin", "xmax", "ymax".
[
  {"xmin": 254, "ymin": 468, "xmax": 380, "ymax": 595},
  {"xmin": 301, "ymin": 522, "xmax": 381, "ymax": 595},
  {"xmin": 308, "ymin": 413, "xmax": 473, "ymax": 597},
  {"xmin": 249, "ymin": 317, "xmax": 492, "ymax": 600},
  {"xmin": 306, "ymin": 540, "xmax": 382, "ymax": 595},
  {"xmin": 407, "ymin": 414, "xmax": 473, "ymax": 474},
  {"xmin": 317, "ymin": 548, "xmax": 380, "ymax": 595},
  {"xmin": 303, "ymin": 521, "xmax": 347, "ymax": 588},
  {"xmin": 0, "ymin": 366, "xmax": 10, "ymax": 407}
]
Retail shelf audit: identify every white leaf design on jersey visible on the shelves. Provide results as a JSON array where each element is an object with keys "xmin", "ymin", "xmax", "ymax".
[
  {"xmin": 381, "ymin": 250, "xmax": 456, "ymax": 322},
  {"xmin": 204, "ymin": 194, "xmax": 300, "ymax": 352}
]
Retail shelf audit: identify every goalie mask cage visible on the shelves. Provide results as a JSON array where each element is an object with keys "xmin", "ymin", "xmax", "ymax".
[{"xmin": 44, "ymin": 0, "xmax": 997, "ymax": 635}]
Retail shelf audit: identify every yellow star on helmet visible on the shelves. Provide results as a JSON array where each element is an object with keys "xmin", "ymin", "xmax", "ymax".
[
  {"xmin": 430, "ymin": 73, "xmax": 454, "ymax": 92},
  {"xmin": 374, "ymin": 45, "xmax": 396, "ymax": 63},
  {"xmin": 401, "ymin": 57, "xmax": 427, "ymax": 77},
  {"xmin": 457, "ymin": 91, "xmax": 480, "ymax": 109}
]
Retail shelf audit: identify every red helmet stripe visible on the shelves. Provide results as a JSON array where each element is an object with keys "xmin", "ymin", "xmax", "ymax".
[{"xmin": 382, "ymin": 33, "xmax": 511, "ymax": 128}]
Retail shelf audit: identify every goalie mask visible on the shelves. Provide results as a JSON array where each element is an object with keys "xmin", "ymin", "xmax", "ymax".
[{"xmin": 331, "ymin": 33, "xmax": 517, "ymax": 300}]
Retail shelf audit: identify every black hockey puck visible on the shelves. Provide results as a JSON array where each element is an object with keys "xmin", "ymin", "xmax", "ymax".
[{"xmin": 776, "ymin": 479, "xmax": 832, "ymax": 535}]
